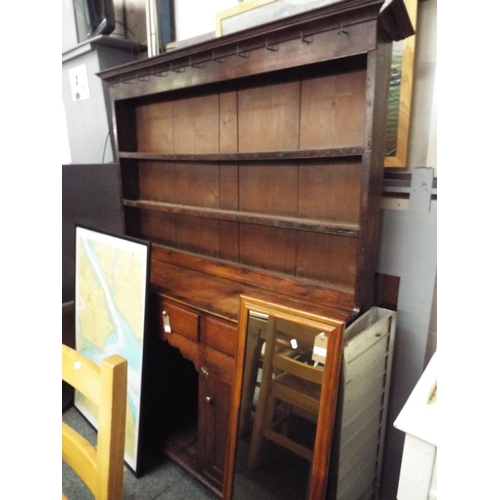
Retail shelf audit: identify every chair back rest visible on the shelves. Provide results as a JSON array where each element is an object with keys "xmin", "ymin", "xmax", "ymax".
[
  {"xmin": 62, "ymin": 345, "xmax": 127, "ymax": 500},
  {"xmin": 270, "ymin": 317, "xmax": 324, "ymax": 383}
]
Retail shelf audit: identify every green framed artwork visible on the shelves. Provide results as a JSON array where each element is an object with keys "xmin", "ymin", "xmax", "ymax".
[{"xmin": 74, "ymin": 225, "xmax": 151, "ymax": 476}]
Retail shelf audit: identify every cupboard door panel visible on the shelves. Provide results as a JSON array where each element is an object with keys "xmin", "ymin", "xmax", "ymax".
[
  {"xmin": 200, "ymin": 356, "xmax": 233, "ymax": 486},
  {"xmin": 238, "ymin": 82, "xmax": 300, "ymax": 152},
  {"xmin": 300, "ymin": 71, "xmax": 367, "ymax": 149}
]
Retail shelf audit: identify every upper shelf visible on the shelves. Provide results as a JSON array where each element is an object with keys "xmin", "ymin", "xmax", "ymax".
[{"xmin": 119, "ymin": 147, "xmax": 364, "ymax": 163}]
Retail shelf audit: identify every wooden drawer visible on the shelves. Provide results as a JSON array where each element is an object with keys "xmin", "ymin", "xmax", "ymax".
[
  {"xmin": 204, "ymin": 316, "xmax": 237, "ymax": 357},
  {"xmin": 160, "ymin": 299, "xmax": 200, "ymax": 342}
]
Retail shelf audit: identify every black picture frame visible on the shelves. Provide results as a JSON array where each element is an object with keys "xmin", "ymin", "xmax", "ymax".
[{"xmin": 74, "ymin": 224, "xmax": 151, "ymax": 476}]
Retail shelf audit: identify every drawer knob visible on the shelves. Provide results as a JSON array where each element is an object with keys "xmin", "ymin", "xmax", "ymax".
[{"xmin": 205, "ymin": 396, "xmax": 213, "ymax": 404}]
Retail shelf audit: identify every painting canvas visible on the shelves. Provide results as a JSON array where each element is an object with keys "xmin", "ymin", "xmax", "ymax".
[{"xmin": 74, "ymin": 225, "xmax": 151, "ymax": 475}]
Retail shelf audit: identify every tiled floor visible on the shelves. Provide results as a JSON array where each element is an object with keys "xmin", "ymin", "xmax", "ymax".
[{"xmin": 62, "ymin": 406, "xmax": 218, "ymax": 500}]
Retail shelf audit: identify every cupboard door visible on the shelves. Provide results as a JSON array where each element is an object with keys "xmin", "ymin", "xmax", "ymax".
[{"xmin": 199, "ymin": 346, "xmax": 234, "ymax": 487}]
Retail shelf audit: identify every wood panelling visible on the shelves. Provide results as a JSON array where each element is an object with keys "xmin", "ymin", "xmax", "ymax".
[
  {"xmin": 239, "ymin": 163, "xmax": 298, "ymax": 216},
  {"xmin": 298, "ymin": 161, "xmax": 362, "ymax": 224},
  {"xmin": 238, "ymin": 82, "xmax": 300, "ymax": 152},
  {"xmin": 136, "ymin": 101, "xmax": 174, "ymax": 153},
  {"xmin": 140, "ymin": 210, "xmax": 176, "ymax": 247},
  {"xmin": 219, "ymin": 163, "xmax": 239, "ymax": 211},
  {"xmin": 219, "ymin": 92, "xmax": 238, "ymax": 153},
  {"xmin": 300, "ymin": 71, "xmax": 367, "ymax": 149},
  {"xmin": 175, "ymin": 215, "xmax": 220, "ymax": 257},
  {"xmin": 139, "ymin": 161, "xmax": 169, "ymax": 201},
  {"xmin": 139, "ymin": 162, "xmax": 220, "ymax": 207},
  {"xmin": 218, "ymin": 221, "xmax": 239, "ymax": 263},
  {"xmin": 173, "ymin": 163, "xmax": 220, "ymax": 208},
  {"xmin": 296, "ymin": 232, "xmax": 358, "ymax": 287},
  {"xmin": 239, "ymin": 224, "xmax": 297, "ymax": 275},
  {"xmin": 173, "ymin": 94, "xmax": 220, "ymax": 154}
]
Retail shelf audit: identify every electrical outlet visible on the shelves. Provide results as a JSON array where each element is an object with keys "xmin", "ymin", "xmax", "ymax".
[{"xmin": 68, "ymin": 64, "xmax": 90, "ymax": 101}]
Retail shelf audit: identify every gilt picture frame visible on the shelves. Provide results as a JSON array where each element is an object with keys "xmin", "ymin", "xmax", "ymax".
[{"xmin": 384, "ymin": 0, "xmax": 418, "ymax": 168}]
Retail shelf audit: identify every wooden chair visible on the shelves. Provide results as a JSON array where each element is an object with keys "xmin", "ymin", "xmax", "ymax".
[
  {"xmin": 247, "ymin": 317, "xmax": 324, "ymax": 469},
  {"xmin": 62, "ymin": 344, "xmax": 127, "ymax": 500}
]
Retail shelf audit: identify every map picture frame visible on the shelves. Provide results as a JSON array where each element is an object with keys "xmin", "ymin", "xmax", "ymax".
[{"xmin": 74, "ymin": 225, "xmax": 151, "ymax": 476}]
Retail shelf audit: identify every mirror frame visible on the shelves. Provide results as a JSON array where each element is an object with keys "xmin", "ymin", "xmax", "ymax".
[{"xmin": 223, "ymin": 295, "xmax": 345, "ymax": 500}]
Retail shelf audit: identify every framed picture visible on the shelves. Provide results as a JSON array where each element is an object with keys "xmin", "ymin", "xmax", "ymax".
[
  {"xmin": 216, "ymin": 0, "xmax": 277, "ymax": 37},
  {"xmin": 384, "ymin": 0, "xmax": 418, "ymax": 168},
  {"xmin": 217, "ymin": 0, "xmax": 345, "ymax": 37},
  {"xmin": 74, "ymin": 225, "xmax": 151, "ymax": 476}
]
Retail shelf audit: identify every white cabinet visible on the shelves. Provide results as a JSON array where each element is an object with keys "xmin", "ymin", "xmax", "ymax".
[{"xmin": 394, "ymin": 353, "xmax": 437, "ymax": 500}]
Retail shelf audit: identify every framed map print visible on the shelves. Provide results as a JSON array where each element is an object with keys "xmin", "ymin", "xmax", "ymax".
[{"xmin": 74, "ymin": 225, "xmax": 151, "ymax": 476}]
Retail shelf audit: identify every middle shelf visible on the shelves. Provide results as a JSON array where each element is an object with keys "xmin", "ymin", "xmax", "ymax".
[{"xmin": 123, "ymin": 199, "xmax": 360, "ymax": 237}]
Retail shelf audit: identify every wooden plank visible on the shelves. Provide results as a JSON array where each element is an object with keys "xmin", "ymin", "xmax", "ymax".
[
  {"xmin": 219, "ymin": 163, "xmax": 238, "ymax": 210},
  {"xmin": 300, "ymin": 70, "xmax": 367, "ymax": 149},
  {"xmin": 238, "ymin": 81, "xmax": 300, "ymax": 152},
  {"xmin": 136, "ymin": 101, "xmax": 174, "ymax": 153},
  {"xmin": 298, "ymin": 161, "xmax": 362, "ymax": 224},
  {"xmin": 218, "ymin": 220, "xmax": 239, "ymax": 262},
  {"xmin": 170, "ymin": 163, "xmax": 220, "ymax": 208},
  {"xmin": 122, "ymin": 200, "xmax": 360, "ymax": 237},
  {"xmin": 356, "ymin": 40, "xmax": 393, "ymax": 312},
  {"xmin": 239, "ymin": 162, "xmax": 298, "ymax": 216},
  {"xmin": 173, "ymin": 94, "xmax": 220, "ymax": 154},
  {"xmin": 138, "ymin": 161, "xmax": 220, "ymax": 207},
  {"xmin": 118, "ymin": 147, "xmax": 364, "ymax": 161},
  {"xmin": 219, "ymin": 91, "xmax": 238, "ymax": 153},
  {"xmin": 239, "ymin": 224, "xmax": 297, "ymax": 275},
  {"xmin": 138, "ymin": 161, "xmax": 171, "ymax": 201},
  {"xmin": 139, "ymin": 210, "xmax": 177, "ymax": 247},
  {"xmin": 175, "ymin": 215, "xmax": 220, "ymax": 258},
  {"xmin": 296, "ymin": 232, "xmax": 358, "ymax": 287},
  {"xmin": 150, "ymin": 257, "xmax": 355, "ymax": 320}
]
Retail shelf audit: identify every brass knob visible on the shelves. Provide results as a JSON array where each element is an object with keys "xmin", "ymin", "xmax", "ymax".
[{"xmin": 205, "ymin": 396, "xmax": 213, "ymax": 404}]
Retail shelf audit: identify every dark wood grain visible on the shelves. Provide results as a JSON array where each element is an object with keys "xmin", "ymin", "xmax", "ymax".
[
  {"xmin": 104, "ymin": 0, "xmax": 415, "ymax": 495},
  {"xmin": 122, "ymin": 200, "xmax": 360, "ymax": 237},
  {"xmin": 118, "ymin": 147, "xmax": 364, "ymax": 161}
]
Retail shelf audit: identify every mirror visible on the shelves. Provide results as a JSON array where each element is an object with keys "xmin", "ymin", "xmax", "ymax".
[{"xmin": 224, "ymin": 296, "xmax": 345, "ymax": 500}]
